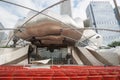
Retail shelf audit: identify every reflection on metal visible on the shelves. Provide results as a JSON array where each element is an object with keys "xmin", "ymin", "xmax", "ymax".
[
  {"xmin": 31, "ymin": 59, "xmax": 51, "ymax": 64},
  {"xmin": 72, "ymin": 47, "xmax": 120, "ymax": 66},
  {"xmin": 0, "ymin": 45, "xmax": 29, "ymax": 65}
]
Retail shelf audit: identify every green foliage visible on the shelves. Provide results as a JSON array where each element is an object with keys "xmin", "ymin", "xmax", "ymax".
[{"xmin": 108, "ymin": 41, "xmax": 120, "ymax": 47}]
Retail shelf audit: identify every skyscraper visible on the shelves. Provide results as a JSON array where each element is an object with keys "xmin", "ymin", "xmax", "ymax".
[
  {"xmin": 0, "ymin": 23, "xmax": 5, "ymax": 41},
  {"xmin": 86, "ymin": 1, "xmax": 120, "ymax": 45},
  {"xmin": 113, "ymin": 0, "xmax": 120, "ymax": 21},
  {"xmin": 0, "ymin": 23, "xmax": 7, "ymax": 46}
]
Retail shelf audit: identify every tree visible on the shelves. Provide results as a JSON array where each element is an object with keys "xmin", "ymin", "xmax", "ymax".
[{"xmin": 108, "ymin": 41, "xmax": 120, "ymax": 47}]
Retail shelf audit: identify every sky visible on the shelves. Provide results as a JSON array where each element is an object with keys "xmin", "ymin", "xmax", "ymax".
[{"xmin": 0, "ymin": 0, "xmax": 120, "ymax": 28}]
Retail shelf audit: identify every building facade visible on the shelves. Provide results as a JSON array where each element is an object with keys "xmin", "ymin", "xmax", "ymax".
[
  {"xmin": 114, "ymin": 6, "xmax": 120, "ymax": 23},
  {"xmin": 86, "ymin": 1, "xmax": 120, "ymax": 45},
  {"xmin": 113, "ymin": 0, "xmax": 120, "ymax": 23},
  {"xmin": 0, "ymin": 23, "xmax": 7, "ymax": 46}
]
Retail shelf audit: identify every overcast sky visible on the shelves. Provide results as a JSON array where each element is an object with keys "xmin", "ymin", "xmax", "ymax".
[{"xmin": 0, "ymin": 0, "xmax": 120, "ymax": 28}]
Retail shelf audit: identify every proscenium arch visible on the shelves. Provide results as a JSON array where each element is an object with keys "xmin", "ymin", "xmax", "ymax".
[{"xmin": 0, "ymin": 0, "xmax": 120, "ymax": 49}]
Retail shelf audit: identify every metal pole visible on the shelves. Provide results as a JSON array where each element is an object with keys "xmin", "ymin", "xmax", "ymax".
[{"xmin": 51, "ymin": 52, "xmax": 53, "ymax": 66}]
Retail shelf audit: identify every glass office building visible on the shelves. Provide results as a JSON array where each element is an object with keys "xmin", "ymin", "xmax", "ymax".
[
  {"xmin": 0, "ymin": 23, "xmax": 7, "ymax": 46},
  {"xmin": 114, "ymin": 6, "xmax": 120, "ymax": 23},
  {"xmin": 86, "ymin": 1, "xmax": 120, "ymax": 45}
]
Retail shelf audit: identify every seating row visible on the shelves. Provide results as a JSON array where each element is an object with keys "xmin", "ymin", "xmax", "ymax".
[{"xmin": 0, "ymin": 76, "xmax": 119, "ymax": 80}]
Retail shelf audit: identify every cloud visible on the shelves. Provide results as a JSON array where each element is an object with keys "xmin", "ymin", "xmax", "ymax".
[
  {"xmin": 73, "ymin": 0, "xmax": 83, "ymax": 8},
  {"xmin": 116, "ymin": 0, "xmax": 120, "ymax": 6},
  {"xmin": 0, "ymin": 0, "xmax": 120, "ymax": 29},
  {"xmin": 72, "ymin": 0, "xmax": 90, "ymax": 19},
  {"xmin": 0, "ymin": 0, "xmax": 38, "ymax": 28},
  {"xmin": 0, "ymin": 0, "xmax": 61, "ymax": 28},
  {"xmin": 7, "ymin": 0, "xmax": 37, "ymax": 17},
  {"xmin": 0, "ymin": 6, "xmax": 18, "ymax": 28},
  {"xmin": 32, "ymin": 0, "xmax": 60, "ymax": 13}
]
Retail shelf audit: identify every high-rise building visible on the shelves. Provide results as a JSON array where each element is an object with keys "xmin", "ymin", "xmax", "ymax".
[
  {"xmin": 86, "ymin": 1, "xmax": 120, "ymax": 45},
  {"xmin": 113, "ymin": 0, "xmax": 120, "ymax": 22},
  {"xmin": 0, "ymin": 23, "xmax": 5, "ymax": 41},
  {"xmin": 0, "ymin": 23, "xmax": 7, "ymax": 46},
  {"xmin": 114, "ymin": 6, "xmax": 120, "ymax": 23}
]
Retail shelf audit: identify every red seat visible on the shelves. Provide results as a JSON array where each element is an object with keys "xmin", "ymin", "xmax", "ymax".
[
  {"xmin": 78, "ymin": 73, "xmax": 89, "ymax": 76},
  {"xmin": 53, "ymin": 73, "xmax": 66, "ymax": 77},
  {"xmin": 51, "ymin": 66, "xmax": 59, "ymax": 69},
  {"xmin": 109, "ymin": 72, "xmax": 119, "ymax": 75},
  {"xmin": 27, "ymin": 73, "xmax": 41, "ymax": 77},
  {"xmin": 88, "ymin": 76, "xmax": 103, "ymax": 80},
  {"xmin": 13, "ymin": 77, "xmax": 32, "ymax": 80},
  {"xmin": 118, "ymin": 75, "xmax": 120, "ymax": 80},
  {"xmin": 65, "ymin": 73, "xmax": 78, "ymax": 77},
  {"xmin": 13, "ymin": 73, "xmax": 27, "ymax": 77},
  {"xmin": 0, "ymin": 73, "xmax": 13, "ymax": 77},
  {"xmin": 40, "ymin": 74, "xmax": 53, "ymax": 77},
  {"xmin": 0, "ymin": 77, "xmax": 13, "ymax": 80},
  {"xmin": 99, "ymin": 72, "xmax": 109, "ymax": 75},
  {"xmin": 70, "ymin": 76, "xmax": 87, "ymax": 80},
  {"xmin": 89, "ymin": 72, "xmax": 99, "ymax": 76},
  {"xmin": 103, "ymin": 75, "xmax": 118, "ymax": 80},
  {"xmin": 52, "ymin": 77, "xmax": 69, "ymax": 80},
  {"xmin": 33, "ymin": 77, "xmax": 52, "ymax": 80}
]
